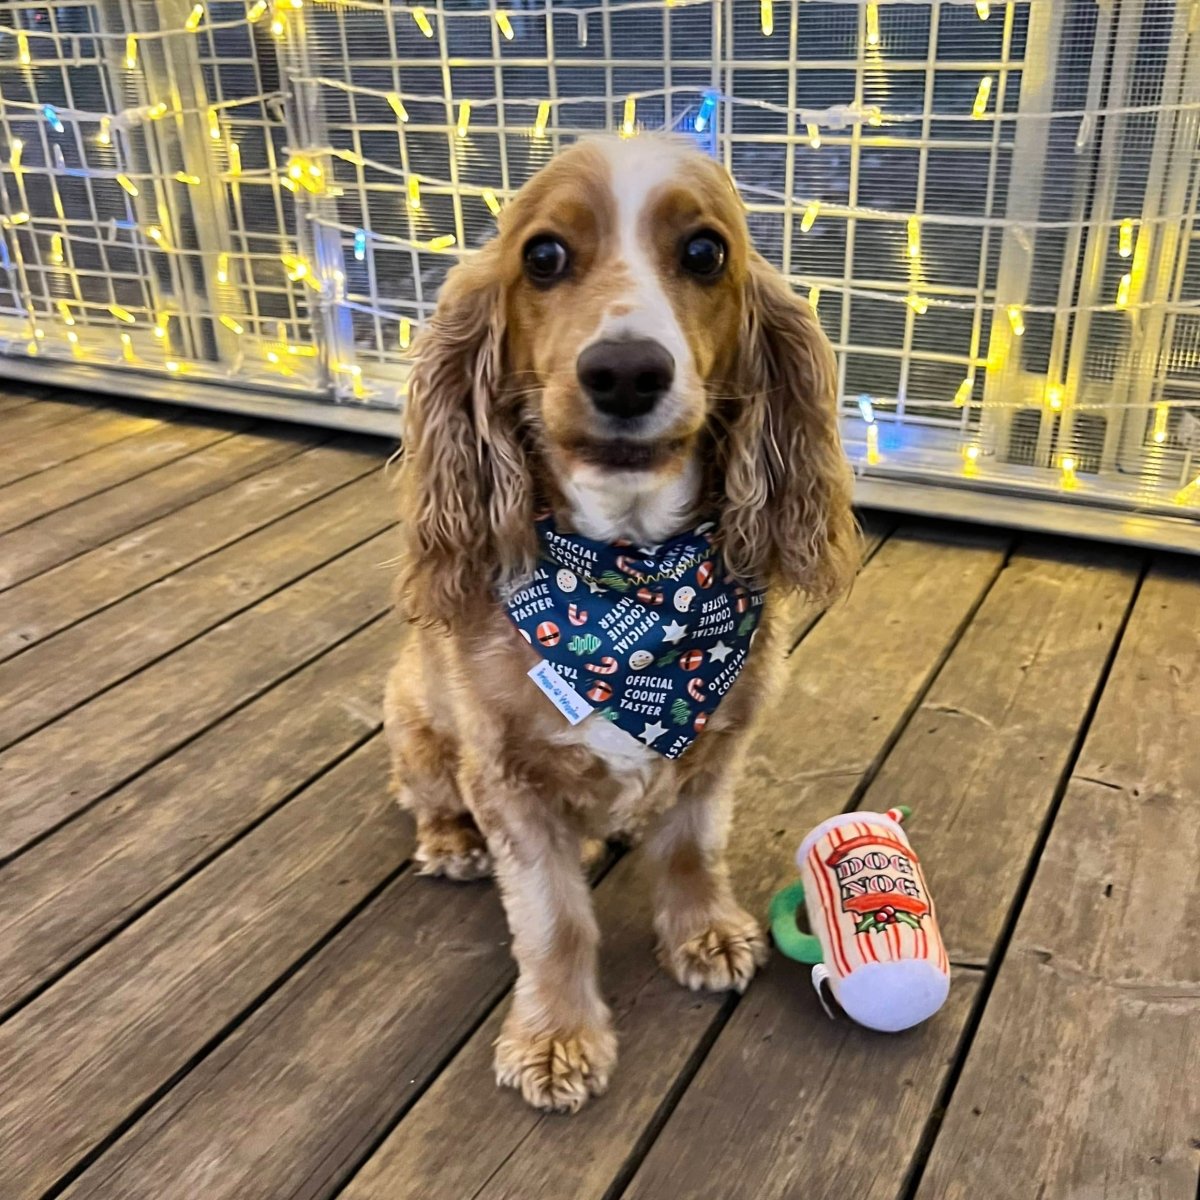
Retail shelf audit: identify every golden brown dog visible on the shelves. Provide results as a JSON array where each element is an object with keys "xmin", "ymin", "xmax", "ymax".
[{"xmin": 385, "ymin": 135, "xmax": 857, "ymax": 1113}]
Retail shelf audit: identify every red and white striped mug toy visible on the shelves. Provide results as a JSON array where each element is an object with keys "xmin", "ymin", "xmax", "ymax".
[{"xmin": 768, "ymin": 807, "xmax": 950, "ymax": 1032}]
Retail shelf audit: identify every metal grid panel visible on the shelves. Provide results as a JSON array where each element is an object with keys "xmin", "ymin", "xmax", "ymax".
[{"xmin": 0, "ymin": 0, "xmax": 1198, "ymax": 540}]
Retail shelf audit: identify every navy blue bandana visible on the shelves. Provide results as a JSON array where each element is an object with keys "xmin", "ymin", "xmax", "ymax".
[{"xmin": 504, "ymin": 517, "xmax": 767, "ymax": 758}]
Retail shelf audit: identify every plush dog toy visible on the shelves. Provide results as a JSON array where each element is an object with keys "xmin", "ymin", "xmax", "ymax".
[{"xmin": 769, "ymin": 806, "xmax": 950, "ymax": 1032}]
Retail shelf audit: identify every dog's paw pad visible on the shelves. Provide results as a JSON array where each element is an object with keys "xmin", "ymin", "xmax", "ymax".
[
  {"xmin": 661, "ymin": 912, "xmax": 768, "ymax": 994},
  {"xmin": 494, "ymin": 1020, "xmax": 617, "ymax": 1114}
]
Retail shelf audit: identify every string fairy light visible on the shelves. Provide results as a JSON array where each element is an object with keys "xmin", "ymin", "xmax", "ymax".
[
  {"xmin": 954, "ymin": 377, "xmax": 973, "ymax": 408},
  {"xmin": 807, "ymin": 123, "xmax": 821, "ymax": 149},
  {"xmin": 184, "ymin": 4, "xmax": 206, "ymax": 32},
  {"xmin": 1118, "ymin": 218, "xmax": 1135, "ymax": 258},
  {"xmin": 907, "ymin": 294, "xmax": 929, "ymax": 315},
  {"xmin": 801, "ymin": 201, "xmax": 820, "ymax": 233},
  {"xmin": 1151, "ymin": 404, "xmax": 1169, "ymax": 444},
  {"xmin": 407, "ymin": 176, "xmax": 422, "ymax": 210},
  {"xmin": 1115, "ymin": 272, "xmax": 1132, "ymax": 309},
  {"xmin": 154, "ymin": 311, "xmax": 170, "ymax": 339},
  {"xmin": 9, "ymin": 138, "xmax": 22, "ymax": 171},
  {"xmin": 975, "ymin": 1, "xmax": 990, "ymax": 17},
  {"xmin": 534, "ymin": 100, "xmax": 551, "ymax": 137},
  {"xmin": 807, "ymin": 286, "xmax": 820, "ymax": 310},
  {"xmin": 1006, "ymin": 304, "xmax": 1025, "ymax": 336},
  {"xmin": 175, "ymin": 172, "xmax": 201, "ymax": 185},
  {"xmin": 124, "ymin": 34, "xmax": 138, "ymax": 68},
  {"xmin": 411, "ymin": 6, "xmax": 434, "ymax": 37},
  {"xmin": 207, "ymin": 107, "xmax": 221, "ymax": 140},
  {"xmin": 760, "ymin": 0, "xmax": 773, "ymax": 36},
  {"xmin": 1059, "ymin": 454, "xmax": 1078, "ymax": 486},
  {"xmin": 387, "ymin": 93, "xmax": 410, "ymax": 123},
  {"xmin": 97, "ymin": 117, "xmax": 112, "ymax": 146},
  {"xmin": 482, "ymin": 189, "xmax": 502, "ymax": 216},
  {"xmin": 57, "ymin": 300, "xmax": 75, "ymax": 326},
  {"xmin": 972, "ymin": 76, "xmax": 994, "ymax": 120},
  {"xmin": 907, "ymin": 217, "xmax": 921, "ymax": 259},
  {"xmin": 271, "ymin": 8, "xmax": 286, "ymax": 36},
  {"xmin": 621, "ymin": 95, "xmax": 636, "ymax": 138},
  {"xmin": 354, "ymin": 228, "xmax": 367, "ymax": 260},
  {"xmin": 694, "ymin": 92, "xmax": 716, "ymax": 134},
  {"xmin": 18, "ymin": 33, "xmax": 32, "ymax": 66},
  {"xmin": 43, "ymin": 105, "xmax": 65, "ymax": 133},
  {"xmin": 217, "ymin": 252, "xmax": 230, "ymax": 284},
  {"xmin": 50, "ymin": 234, "xmax": 64, "ymax": 265},
  {"xmin": 220, "ymin": 314, "xmax": 245, "ymax": 334},
  {"xmin": 399, "ymin": 318, "xmax": 412, "ymax": 349},
  {"xmin": 229, "ymin": 141, "xmax": 243, "ymax": 176},
  {"xmin": 495, "ymin": 10, "xmax": 515, "ymax": 40},
  {"xmin": 456, "ymin": 101, "xmax": 472, "ymax": 139},
  {"xmin": 865, "ymin": 3, "xmax": 880, "ymax": 47},
  {"xmin": 248, "ymin": 0, "xmax": 269, "ymax": 20},
  {"xmin": 116, "ymin": 173, "xmax": 139, "ymax": 197},
  {"xmin": 121, "ymin": 332, "xmax": 136, "ymax": 363},
  {"xmin": 109, "ymin": 304, "xmax": 136, "ymax": 323},
  {"xmin": 1045, "ymin": 383, "xmax": 1065, "ymax": 410},
  {"xmin": 428, "ymin": 234, "xmax": 456, "ymax": 250}
]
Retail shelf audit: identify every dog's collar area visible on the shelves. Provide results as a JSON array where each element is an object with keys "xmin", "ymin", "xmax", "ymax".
[{"xmin": 504, "ymin": 517, "xmax": 767, "ymax": 757}]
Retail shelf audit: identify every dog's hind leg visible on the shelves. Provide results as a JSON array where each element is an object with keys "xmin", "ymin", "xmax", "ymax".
[{"xmin": 384, "ymin": 640, "xmax": 492, "ymax": 881}]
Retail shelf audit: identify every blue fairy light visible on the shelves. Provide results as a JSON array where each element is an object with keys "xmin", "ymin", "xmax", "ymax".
[
  {"xmin": 857, "ymin": 394, "xmax": 876, "ymax": 424},
  {"xmin": 695, "ymin": 92, "xmax": 717, "ymax": 134},
  {"xmin": 43, "ymin": 104, "xmax": 64, "ymax": 133},
  {"xmin": 353, "ymin": 228, "xmax": 367, "ymax": 261}
]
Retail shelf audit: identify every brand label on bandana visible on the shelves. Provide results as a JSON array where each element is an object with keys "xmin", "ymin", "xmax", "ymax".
[{"xmin": 505, "ymin": 518, "xmax": 766, "ymax": 758}]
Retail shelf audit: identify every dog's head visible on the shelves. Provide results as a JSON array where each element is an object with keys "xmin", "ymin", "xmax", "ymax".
[{"xmin": 399, "ymin": 137, "xmax": 857, "ymax": 626}]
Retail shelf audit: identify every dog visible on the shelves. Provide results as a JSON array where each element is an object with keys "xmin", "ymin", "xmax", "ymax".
[{"xmin": 384, "ymin": 135, "xmax": 857, "ymax": 1113}]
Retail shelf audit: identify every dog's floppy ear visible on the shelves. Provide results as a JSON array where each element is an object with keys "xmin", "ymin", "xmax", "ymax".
[
  {"xmin": 397, "ymin": 244, "xmax": 536, "ymax": 627},
  {"xmin": 720, "ymin": 251, "xmax": 859, "ymax": 605}
]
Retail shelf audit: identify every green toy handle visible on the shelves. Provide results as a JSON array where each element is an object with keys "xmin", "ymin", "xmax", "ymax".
[{"xmin": 768, "ymin": 879, "xmax": 824, "ymax": 965}]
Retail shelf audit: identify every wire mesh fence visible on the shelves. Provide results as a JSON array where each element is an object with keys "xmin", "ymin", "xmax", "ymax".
[{"xmin": 1, "ymin": 0, "xmax": 1198, "ymax": 540}]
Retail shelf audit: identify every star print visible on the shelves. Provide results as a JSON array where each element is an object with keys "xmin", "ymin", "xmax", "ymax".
[
  {"xmin": 586, "ymin": 578, "xmax": 606, "ymax": 595},
  {"xmin": 639, "ymin": 720, "xmax": 668, "ymax": 745},
  {"xmin": 708, "ymin": 639, "xmax": 733, "ymax": 664},
  {"xmin": 661, "ymin": 619, "xmax": 688, "ymax": 645}
]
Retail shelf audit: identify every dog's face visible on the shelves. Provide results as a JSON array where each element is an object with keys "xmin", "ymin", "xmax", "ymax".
[
  {"xmin": 496, "ymin": 139, "xmax": 749, "ymax": 523},
  {"xmin": 399, "ymin": 135, "xmax": 857, "ymax": 625}
]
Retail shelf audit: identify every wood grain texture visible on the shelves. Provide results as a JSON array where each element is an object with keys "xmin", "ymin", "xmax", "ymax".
[
  {"xmin": 0, "ymin": 425, "xmax": 322, "ymax": 590},
  {"xmin": 0, "ymin": 404, "xmax": 166, "ymax": 487},
  {"xmin": 0, "ymin": 384, "xmax": 46, "ymax": 412},
  {"xmin": 0, "ymin": 471, "xmax": 392, "ymax": 749},
  {"xmin": 0, "ymin": 528, "xmax": 397, "ymax": 859},
  {"xmin": 915, "ymin": 559, "xmax": 1200, "ymax": 1200},
  {"xmin": 863, "ymin": 542, "xmax": 1140, "ymax": 965},
  {"xmin": 0, "ymin": 615, "xmax": 400, "ymax": 1014},
  {"xmin": 0, "ymin": 414, "xmax": 244, "ymax": 535},
  {"xmin": 0, "ymin": 736, "xmax": 407, "ymax": 1200},
  {"xmin": 0, "ymin": 394, "xmax": 99, "ymax": 440},
  {"xmin": 334, "ymin": 527, "xmax": 1009, "ymax": 1200},
  {"xmin": 0, "ymin": 437, "xmax": 382, "ymax": 661}
]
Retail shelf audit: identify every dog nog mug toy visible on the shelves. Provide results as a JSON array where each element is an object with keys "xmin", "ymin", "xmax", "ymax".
[{"xmin": 768, "ymin": 806, "xmax": 950, "ymax": 1032}]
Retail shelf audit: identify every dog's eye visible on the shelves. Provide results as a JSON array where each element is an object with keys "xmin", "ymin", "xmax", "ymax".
[
  {"xmin": 523, "ymin": 236, "xmax": 570, "ymax": 285},
  {"xmin": 681, "ymin": 231, "xmax": 727, "ymax": 279}
]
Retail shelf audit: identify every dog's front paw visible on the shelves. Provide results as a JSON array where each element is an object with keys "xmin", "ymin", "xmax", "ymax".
[
  {"xmin": 659, "ymin": 909, "xmax": 768, "ymax": 994},
  {"xmin": 414, "ymin": 814, "xmax": 492, "ymax": 881},
  {"xmin": 494, "ymin": 1011, "xmax": 617, "ymax": 1114}
]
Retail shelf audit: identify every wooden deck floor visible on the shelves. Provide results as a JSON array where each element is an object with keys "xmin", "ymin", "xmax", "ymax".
[{"xmin": 1, "ymin": 387, "xmax": 1197, "ymax": 1200}]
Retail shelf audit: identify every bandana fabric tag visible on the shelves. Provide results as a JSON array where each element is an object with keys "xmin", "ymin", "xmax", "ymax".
[{"xmin": 505, "ymin": 518, "xmax": 766, "ymax": 758}]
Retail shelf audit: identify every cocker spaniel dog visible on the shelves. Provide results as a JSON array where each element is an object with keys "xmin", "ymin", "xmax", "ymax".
[{"xmin": 385, "ymin": 135, "xmax": 857, "ymax": 1113}]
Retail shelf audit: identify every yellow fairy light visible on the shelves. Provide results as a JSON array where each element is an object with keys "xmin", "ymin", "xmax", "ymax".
[
  {"xmin": 97, "ymin": 118, "xmax": 111, "ymax": 147},
  {"xmin": 387, "ymin": 93, "xmax": 410, "ymax": 123},
  {"xmin": 407, "ymin": 175, "xmax": 422, "ymax": 210},
  {"xmin": 907, "ymin": 294, "xmax": 929, "ymax": 315},
  {"xmin": 456, "ymin": 101, "xmax": 471, "ymax": 138},
  {"xmin": 1046, "ymin": 383, "xmax": 1064, "ymax": 410},
  {"xmin": 482, "ymin": 189, "xmax": 502, "ymax": 216},
  {"xmin": 154, "ymin": 311, "xmax": 169, "ymax": 339},
  {"xmin": 281, "ymin": 253, "xmax": 309, "ymax": 281},
  {"xmin": 972, "ymin": 76, "xmax": 994, "ymax": 120},
  {"xmin": 289, "ymin": 343, "xmax": 317, "ymax": 355},
  {"xmin": 866, "ymin": 423, "xmax": 880, "ymax": 465},
  {"xmin": 50, "ymin": 234, "xmax": 64, "ymax": 264},
  {"xmin": 807, "ymin": 286, "xmax": 820, "ymax": 310},
  {"xmin": 229, "ymin": 141, "xmax": 242, "ymax": 176},
  {"xmin": 865, "ymin": 3, "xmax": 880, "ymax": 47},
  {"xmin": 147, "ymin": 225, "xmax": 166, "ymax": 246},
  {"xmin": 7, "ymin": 211, "xmax": 30, "ymax": 225},
  {"xmin": 10, "ymin": 139, "xmax": 23, "ymax": 169},
  {"xmin": 1006, "ymin": 304, "xmax": 1025, "ymax": 336},
  {"xmin": 399, "ymin": 318, "xmax": 412, "ymax": 349},
  {"xmin": 147, "ymin": 102, "xmax": 169, "ymax": 120},
  {"xmin": 411, "ymin": 6, "xmax": 434, "ymax": 37},
  {"xmin": 175, "ymin": 172, "xmax": 201, "ymax": 185},
  {"xmin": 907, "ymin": 217, "xmax": 921, "ymax": 259},
  {"xmin": 867, "ymin": 107, "xmax": 883, "ymax": 127},
  {"xmin": 1115, "ymin": 272, "xmax": 1132, "ymax": 309},
  {"xmin": 964, "ymin": 444, "xmax": 981, "ymax": 472},
  {"xmin": 217, "ymin": 252, "xmax": 230, "ymax": 284},
  {"xmin": 68, "ymin": 330, "xmax": 82, "ymax": 356},
  {"xmin": 266, "ymin": 349, "xmax": 281, "ymax": 364},
  {"xmin": 428, "ymin": 234, "xmax": 457, "ymax": 250},
  {"xmin": 18, "ymin": 33, "xmax": 31, "ymax": 66},
  {"xmin": 1152, "ymin": 404, "xmax": 1169, "ymax": 444},
  {"xmin": 120, "ymin": 332, "xmax": 135, "ymax": 362},
  {"xmin": 109, "ymin": 304, "xmax": 136, "ymax": 324},
  {"xmin": 338, "ymin": 362, "xmax": 366, "ymax": 399},
  {"xmin": 760, "ymin": 0, "xmax": 774, "ymax": 36},
  {"xmin": 165, "ymin": 360, "xmax": 181, "ymax": 373},
  {"xmin": 807, "ymin": 124, "xmax": 821, "ymax": 149},
  {"xmin": 271, "ymin": 10, "xmax": 286, "ymax": 36},
  {"xmin": 954, "ymin": 377, "xmax": 973, "ymax": 408},
  {"xmin": 281, "ymin": 176, "xmax": 297, "ymax": 192},
  {"xmin": 207, "ymin": 107, "xmax": 221, "ymax": 140},
  {"xmin": 1175, "ymin": 474, "xmax": 1200, "ymax": 505},
  {"xmin": 622, "ymin": 95, "xmax": 636, "ymax": 138},
  {"xmin": 534, "ymin": 100, "xmax": 551, "ymax": 138},
  {"xmin": 220, "ymin": 314, "xmax": 244, "ymax": 334},
  {"xmin": 801, "ymin": 201, "xmax": 820, "ymax": 233},
  {"xmin": 184, "ymin": 4, "xmax": 205, "ymax": 31},
  {"xmin": 975, "ymin": 1, "xmax": 990, "ymax": 17},
  {"xmin": 57, "ymin": 301, "xmax": 75, "ymax": 326},
  {"xmin": 116, "ymin": 174, "xmax": 139, "ymax": 197},
  {"xmin": 1118, "ymin": 218, "xmax": 1135, "ymax": 259},
  {"xmin": 248, "ymin": 0, "xmax": 268, "ymax": 20},
  {"xmin": 1060, "ymin": 454, "xmax": 1077, "ymax": 484},
  {"xmin": 124, "ymin": 35, "xmax": 138, "ymax": 69},
  {"xmin": 495, "ymin": 11, "xmax": 515, "ymax": 39}
]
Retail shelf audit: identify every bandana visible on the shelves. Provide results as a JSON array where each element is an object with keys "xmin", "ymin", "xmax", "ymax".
[{"xmin": 504, "ymin": 517, "xmax": 767, "ymax": 758}]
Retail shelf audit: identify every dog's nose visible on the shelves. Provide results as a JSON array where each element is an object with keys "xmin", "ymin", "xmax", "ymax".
[{"xmin": 577, "ymin": 338, "xmax": 675, "ymax": 420}]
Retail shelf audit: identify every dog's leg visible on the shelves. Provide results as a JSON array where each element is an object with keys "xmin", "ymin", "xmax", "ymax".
[
  {"xmin": 477, "ymin": 789, "xmax": 615, "ymax": 1114},
  {"xmin": 646, "ymin": 775, "xmax": 767, "ymax": 993},
  {"xmin": 384, "ymin": 648, "xmax": 491, "ymax": 881}
]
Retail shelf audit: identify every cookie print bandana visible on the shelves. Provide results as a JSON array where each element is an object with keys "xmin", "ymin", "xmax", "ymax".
[{"xmin": 504, "ymin": 517, "xmax": 767, "ymax": 759}]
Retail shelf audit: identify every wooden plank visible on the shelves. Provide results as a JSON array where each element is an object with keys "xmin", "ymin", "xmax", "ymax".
[
  {"xmin": 0, "ymin": 394, "xmax": 99, "ymax": 441},
  {"xmin": 0, "ymin": 527, "xmax": 396, "ymax": 860},
  {"xmin": 0, "ymin": 425, "xmax": 324, "ymax": 591},
  {"xmin": 915, "ymin": 559, "xmax": 1200, "ymax": 1200},
  {"xmin": 0, "ymin": 405, "xmax": 172, "ymax": 488},
  {"xmin": 0, "ymin": 413, "xmax": 244, "ymax": 535},
  {"xmin": 0, "ymin": 471, "xmax": 393, "ymax": 749},
  {"xmin": 0, "ymin": 616, "xmax": 398, "ymax": 1015},
  {"xmin": 0, "ymin": 383, "xmax": 46, "ymax": 412},
  {"xmin": 0, "ymin": 735, "xmax": 408, "ymax": 1200},
  {"xmin": 0, "ymin": 437, "xmax": 382, "ymax": 661},
  {"xmin": 58, "ymin": 529, "xmax": 1008, "ymax": 1200}
]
